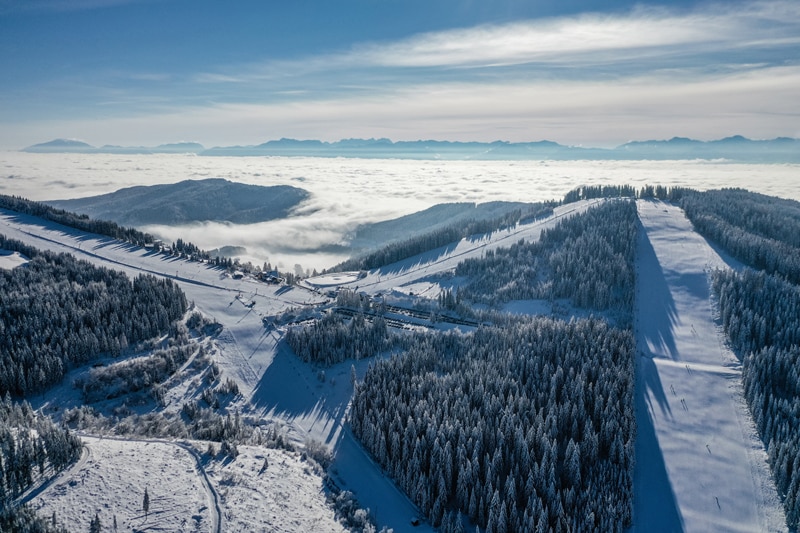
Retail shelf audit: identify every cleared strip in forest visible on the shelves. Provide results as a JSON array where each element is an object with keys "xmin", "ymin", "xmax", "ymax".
[{"xmin": 633, "ymin": 199, "xmax": 784, "ymax": 532}]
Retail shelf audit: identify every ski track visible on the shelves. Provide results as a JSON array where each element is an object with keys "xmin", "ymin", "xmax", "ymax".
[
  {"xmin": 633, "ymin": 199, "xmax": 784, "ymax": 532},
  {"xmin": 347, "ymin": 199, "xmax": 603, "ymax": 293}
]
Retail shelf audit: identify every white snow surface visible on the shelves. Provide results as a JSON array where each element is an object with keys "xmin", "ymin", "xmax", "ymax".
[
  {"xmin": 0, "ymin": 249, "xmax": 28, "ymax": 269},
  {"xmin": 1, "ymin": 194, "xmax": 790, "ymax": 532},
  {"xmin": 633, "ymin": 200, "xmax": 785, "ymax": 532},
  {"xmin": 31, "ymin": 436, "xmax": 215, "ymax": 532},
  {"xmin": 29, "ymin": 436, "xmax": 345, "ymax": 533}
]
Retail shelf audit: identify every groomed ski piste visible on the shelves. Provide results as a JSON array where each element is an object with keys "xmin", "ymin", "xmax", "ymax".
[
  {"xmin": 0, "ymin": 197, "xmax": 787, "ymax": 531},
  {"xmin": 633, "ymin": 200, "xmax": 784, "ymax": 532}
]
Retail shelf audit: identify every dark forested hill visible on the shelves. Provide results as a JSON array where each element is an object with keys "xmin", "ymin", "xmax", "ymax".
[{"xmin": 46, "ymin": 178, "xmax": 309, "ymax": 226}]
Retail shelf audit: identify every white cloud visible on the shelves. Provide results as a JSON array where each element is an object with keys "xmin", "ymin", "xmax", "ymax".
[
  {"xmin": 2, "ymin": 0, "xmax": 798, "ymax": 148},
  {"xmin": 5, "ymin": 64, "xmax": 797, "ymax": 149},
  {"xmin": 215, "ymin": 0, "xmax": 800, "ymax": 79},
  {"xmin": 355, "ymin": 1, "xmax": 800, "ymax": 69}
]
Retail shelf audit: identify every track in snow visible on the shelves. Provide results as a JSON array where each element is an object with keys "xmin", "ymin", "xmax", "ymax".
[{"xmin": 633, "ymin": 199, "xmax": 784, "ymax": 532}]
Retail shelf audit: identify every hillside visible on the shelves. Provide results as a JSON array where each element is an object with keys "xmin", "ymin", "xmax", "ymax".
[
  {"xmin": 46, "ymin": 178, "xmax": 310, "ymax": 226},
  {"xmin": 29, "ymin": 437, "xmax": 347, "ymax": 533},
  {"xmin": 346, "ymin": 201, "xmax": 539, "ymax": 255},
  {"xmin": 0, "ymin": 190, "xmax": 793, "ymax": 531}
]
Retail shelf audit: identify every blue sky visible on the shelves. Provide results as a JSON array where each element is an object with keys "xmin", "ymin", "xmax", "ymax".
[{"xmin": 1, "ymin": 0, "xmax": 798, "ymax": 149}]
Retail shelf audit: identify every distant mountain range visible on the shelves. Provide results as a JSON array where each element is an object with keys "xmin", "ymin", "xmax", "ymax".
[
  {"xmin": 22, "ymin": 136, "xmax": 800, "ymax": 162},
  {"xmin": 45, "ymin": 178, "xmax": 310, "ymax": 226}
]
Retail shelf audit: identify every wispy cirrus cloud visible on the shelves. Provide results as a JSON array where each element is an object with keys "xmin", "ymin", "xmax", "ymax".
[
  {"xmin": 192, "ymin": 0, "xmax": 799, "ymax": 87},
  {"xmin": 345, "ymin": 1, "xmax": 800, "ymax": 69},
  {"xmin": 9, "ymin": 63, "xmax": 798, "ymax": 149}
]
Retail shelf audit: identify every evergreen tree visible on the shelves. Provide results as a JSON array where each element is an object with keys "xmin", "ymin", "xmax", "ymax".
[
  {"xmin": 143, "ymin": 487, "xmax": 150, "ymax": 519},
  {"xmin": 89, "ymin": 512, "xmax": 102, "ymax": 533}
]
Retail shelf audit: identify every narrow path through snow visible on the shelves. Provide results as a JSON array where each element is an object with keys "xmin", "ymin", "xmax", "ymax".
[
  {"xmin": 16, "ymin": 443, "xmax": 92, "ymax": 508},
  {"xmin": 633, "ymin": 199, "xmax": 784, "ymax": 532},
  {"xmin": 31, "ymin": 435, "xmax": 221, "ymax": 533}
]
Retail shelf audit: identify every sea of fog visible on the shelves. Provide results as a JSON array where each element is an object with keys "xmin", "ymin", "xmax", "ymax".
[{"xmin": 2, "ymin": 151, "xmax": 799, "ymax": 272}]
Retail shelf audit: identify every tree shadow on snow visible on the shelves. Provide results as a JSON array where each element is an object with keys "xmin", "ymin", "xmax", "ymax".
[
  {"xmin": 636, "ymin": 219, "xmax": 680, "ymax": 360},
  {"xmin": 633, "ymin": 371, "xmax": 685, "ymax": 533},
  {"xmin": 250, "ymin": 342, "xmax": 353, "ymax": 446},
  {"xmin": 633, "ymin": 209, "xmax": 685, "ymax": 532}
]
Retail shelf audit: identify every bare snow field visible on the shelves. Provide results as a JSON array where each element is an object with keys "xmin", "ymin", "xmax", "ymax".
[
  {"xmin": 30, "ymin": 436, "xmax": 215, "ymax": 532},
  {"xmin": 2, "ymin": 151, "xmax": 799, "ymax": 271},
  {"xmin": 633, "ymin": 200, "xmax": 784, "ymax": 532},
  {"xmin": 205, "ymin": 444, "xmax": 347, "ymax": 533},
  {"xmin": 0, "ymin": 249, "xmax": 28, "ymax": 270},
  {"xmin": 28, "ymin": 436, "xmax": 345, "ymax": 533}
]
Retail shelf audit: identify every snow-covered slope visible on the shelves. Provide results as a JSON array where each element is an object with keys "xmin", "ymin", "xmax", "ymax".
[
  {"xmin": 28, "ymin": 436, "xmax": 345, "ymax": 533},
  {"xmin": 1, "ymin": 196, "xmax": 789, "ymax": 532},
  {"xmin": 0, "ymin": 249, "xmax": 28, "ymax": 269},
  {"xmin": 633, "ymin": 199, "xmax": 784, "ymax": 532}
]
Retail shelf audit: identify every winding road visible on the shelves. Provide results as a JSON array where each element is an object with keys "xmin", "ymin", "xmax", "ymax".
[{"xmin": 25, "ymin": 434, "xmax": 223, "ymax": 533}]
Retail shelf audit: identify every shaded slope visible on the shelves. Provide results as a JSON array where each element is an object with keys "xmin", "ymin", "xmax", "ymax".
[{"xmin": 633, "ymin": 199, "xmax": 784, "ymax": 532}]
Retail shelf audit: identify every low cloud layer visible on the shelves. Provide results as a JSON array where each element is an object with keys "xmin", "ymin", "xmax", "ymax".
[{"xmin": 3, "ymin": 152, "xmax": 799, "ymax": 271}]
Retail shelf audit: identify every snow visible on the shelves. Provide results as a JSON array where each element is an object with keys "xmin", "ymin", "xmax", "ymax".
[
  {"xmin": 206, "ymin": 445, "xmax": 347, "ymax": 533},
  {"xmin": 29, "ymin": 436, "xmax": 345, "ymax": 533},
  {"xmin": 324, "ymin": 199, "xmax": 604, "ymax": 297},
  {"xmin": 305, "ymin": 272, "xmax": 362, "ymax": 287},
  {"xmin": 0, "ymin": 249, "xmax": 28, "ymax": 269},
  {"xmin": 1, "ymin": 192, "xmax": 790, "ymax": 532},
  {"xmin": 633, "ymin": 199, "xmax": 785, "ymax": 532},
  {"xmin": 0, "ymin": 209, "xmax": 428, "ymax": 531},
  {"xmin": 31, "ymin": 436, "xmax": 215, "ymax": 532}
]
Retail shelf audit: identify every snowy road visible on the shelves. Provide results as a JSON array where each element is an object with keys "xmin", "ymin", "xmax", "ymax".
[
  {"xmin": 29, "ymin": 435, "xmax": 219, "ymax": 532},
  {"xmin": 16, "ymin": 443, "xmax": 92, "ymax": 509},
  {"xmin": 633, "ymin": 200, "xmax": 784, "ymax": 532}
]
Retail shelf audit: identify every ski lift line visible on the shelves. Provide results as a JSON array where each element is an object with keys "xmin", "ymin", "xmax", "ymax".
[
  {"xmin": 7, "ymin": 217, "xmax": 322, "ymax": 310},
  {"xmin": 354, "ymin": 199, "xmax": 603, "ymax": 290}
]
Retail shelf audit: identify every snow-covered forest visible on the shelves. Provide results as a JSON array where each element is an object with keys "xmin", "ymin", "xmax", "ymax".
[
  {"xmin": 455, "ymin": 200, "xmax": 636, "ymax": 314},
  {"xmin": 681, "ymin": 188, "xmax": 800, "ymax": 283},
  {"xmin": 332, "ymin": 203, "xmax": 555, "ymax": 273},
  {"xmin": 0, "ymin": 397, "xmax": 81, "ymax": 532},
  {"xmin": 350, "ymin": 318, "xmax": 634, "ymax": 532},
  {"xmin": 2, "ymin": 178, "xmax": 800, "ymax": 531},
  {"xmin": 280, "ymin": 201, "xmax": 640, "ymax": 531},
  {"xmin": 0, "ymin": 235, "xmax": 186, "ymax": 396},
  {"xmin": 695, "ymin": 189, "xmax": 800, "ymax": 529}
]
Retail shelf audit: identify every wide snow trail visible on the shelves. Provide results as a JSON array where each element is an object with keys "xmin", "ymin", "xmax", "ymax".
[{"xmin": 633, "ymin": 200, "xmax": 784, "ymax": 532}]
